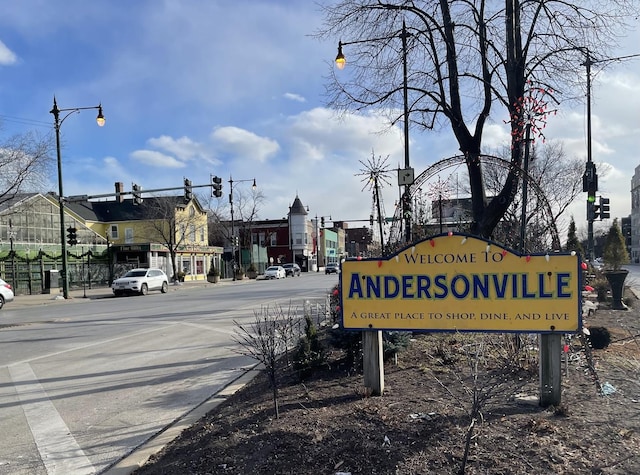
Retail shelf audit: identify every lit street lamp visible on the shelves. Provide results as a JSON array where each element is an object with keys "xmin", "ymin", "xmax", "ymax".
[
  {"xmin": 229, "ymin": 176, "xmax": 257, "ymax": 281},
  {"xmin": 50, "ymin": 97, "xmax": 105, "ymax": 299},
  {"xmin": 336, "ymin": 21, "xmax": 413, "ymax": 243}
]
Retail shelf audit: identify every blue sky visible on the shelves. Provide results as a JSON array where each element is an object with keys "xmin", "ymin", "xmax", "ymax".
[{"xmin": 0, "ymin": 1, "xmax": 639, "ymax": 242}]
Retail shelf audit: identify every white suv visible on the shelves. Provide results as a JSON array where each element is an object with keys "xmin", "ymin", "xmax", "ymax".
[{"xmin": 112, "ymin": 268, "xmax": 169, "ymax": 296}]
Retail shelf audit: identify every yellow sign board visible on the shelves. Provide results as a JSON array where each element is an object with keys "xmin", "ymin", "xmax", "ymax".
[{"xmin": 340, "ymin": 235, "xmax": 582, "ymax": 333}]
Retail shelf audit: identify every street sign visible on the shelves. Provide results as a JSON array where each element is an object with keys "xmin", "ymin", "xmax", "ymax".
[{"xmin": 340, "ymin": 234, "xmax": 581, "ymax": 333}]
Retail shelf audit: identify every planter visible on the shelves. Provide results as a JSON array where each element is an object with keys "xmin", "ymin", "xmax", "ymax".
[
  {"xmin": 603, "ymin": 269, "xmax": 629, "ymax": 310},
  {"xmin": 207, "ymin": 275, "xmax": 219, "ymax": 283},
  {"xmin": 246, "ymin": 270, "xmax": 258, "ymax": 279}
]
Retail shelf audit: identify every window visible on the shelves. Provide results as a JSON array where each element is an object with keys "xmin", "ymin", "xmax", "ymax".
[
  {"xmin": 200, "ymin": 227, "xmax": 205, "ymax": 242},
  {"xmin": 190, "ymin": 224, "xmax": 196, "ymax": 242},
  {"xmin": 125, "ymin": 228, "xmax": 134, "ymax": 244},
  {"xmin": 182, "ymin": 257, "xmax": 191, "ymax": 274},
  {"xmin": 270, "ymin": 233, "xmax": 277, "ymax": 246},
  {"xmin": 110, "ymin": 225, "xmax": 119, "ymax": 239}
]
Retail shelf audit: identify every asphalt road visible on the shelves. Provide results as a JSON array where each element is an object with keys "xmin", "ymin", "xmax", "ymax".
[{"xmin": 0, "ymin": 273, "xmax": 337, "ymax": 475}]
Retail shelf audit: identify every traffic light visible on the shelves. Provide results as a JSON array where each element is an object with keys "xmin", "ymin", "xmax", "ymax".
[
  {"xmin": 233, "ymin": 236, "xmax": 239, "ymax": 246},
  {"xmin": 211, "ymin": 175, "xmax": 222, "ymax": 198},
  {"xmin": 321, "ymin": 217, "xmax": 325, "ymax": 227},
  {"xmin": 587, "ymin": 200, "xmax": 600, "ymax": 221},
  {"xmin": 184, "ymin": 178, "xmax": 193, "ymax": 201},
  {"xmin": 584, "ymin": 162, "xmax": 598, "ymax": 221},
  {"xmin": 132, "ymin": 183, "xmax": 143, "ymax": 205},
  {"xmin": 599, "ymin": 196, "xmax": 610, "ymax": 220},
  {"xmin": 583, "ymin": 162, "xmax": 598, "ymax": 193},
  {"xmin": 66, "ymin": 227, "xmax": 77, "ymax": 246}
]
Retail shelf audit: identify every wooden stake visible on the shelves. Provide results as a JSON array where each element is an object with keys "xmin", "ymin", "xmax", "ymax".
[
  {"xmin": 362, "ymin": 330, "xmax": 384, "ymax": 396},
  {"xmin": 539, "ymin": 333, "xmax": 562, "ymax": 406}
]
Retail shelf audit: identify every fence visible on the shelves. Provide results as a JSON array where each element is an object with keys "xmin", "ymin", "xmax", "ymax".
[{"xmin": 0, "ymin": 249, "xmax": 112, "ymax": 296}]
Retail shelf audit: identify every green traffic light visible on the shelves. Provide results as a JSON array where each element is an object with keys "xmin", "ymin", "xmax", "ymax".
[{"xmin": 587, "ymin": 195, "xmax": 596, "ymax": 203}]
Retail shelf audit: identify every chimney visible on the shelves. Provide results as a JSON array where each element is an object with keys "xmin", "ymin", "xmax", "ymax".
[{"xmin": 115, "ymin": 182, "xmax": 124, "ymax": 203}]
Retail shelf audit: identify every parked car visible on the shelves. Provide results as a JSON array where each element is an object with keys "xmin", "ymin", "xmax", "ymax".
[
  {"xmin": 264, "ymin": 266, "xmax": 286, "ymax": 279},
  {"xmin": 112, "ymin": 268, "xmax": 169, "ymax": 296},
  {"xmin": 0, "ymin": 278, "xmax": 14, "ymax": 309},
  {"xmin": 282, "ymin": 263, "xmax": 301, "ymax": 277},
  {"xmin": 325, "ymin": 263, "xmax": 340, "ymax": 275}
]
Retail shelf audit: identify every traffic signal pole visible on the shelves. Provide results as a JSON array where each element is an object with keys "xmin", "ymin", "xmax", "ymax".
[{"xmin": 584, "ymin": 51, "xmax": 596, "ymax": 262}]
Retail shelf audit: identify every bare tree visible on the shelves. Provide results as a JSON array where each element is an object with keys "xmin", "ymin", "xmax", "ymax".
[
  {"xmin": 318, "ymin": 0, "xmax": 635, "ymax": 239},
  {"xmin": 140, "ymin": 196, "xmax": 208, "ymax": 281},
  {"xmin": 430, "ymin": 334, "xmax": 532, "ymax": 474},
  {"xmin": 0, "ymin": 129, "xmax": 53, "ymax": 204},
  {"xmin": 233, "ymin": 304, "xmax": 304, "ymax": 419},
  {"xmin": 204, "ymin": 187, "xmax": 265, "ymax": 273},
  {"xmin": 483, "ymin": 140, "xmax": 586, "ymax": 250}
]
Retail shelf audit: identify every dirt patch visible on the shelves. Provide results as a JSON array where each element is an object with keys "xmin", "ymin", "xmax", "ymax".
[{"xmin": 133, "ymin": 293, "xmax": 640, "ymax": 475}]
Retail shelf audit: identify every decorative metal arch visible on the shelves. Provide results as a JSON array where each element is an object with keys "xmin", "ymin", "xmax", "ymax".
[{"xmin": 388, "ymin": 154, "xmax": 561, "ymax": 250}]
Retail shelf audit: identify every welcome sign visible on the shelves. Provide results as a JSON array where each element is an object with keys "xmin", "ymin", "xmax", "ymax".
[{"xmin": 340, "ymin": 234, "xmax": 582, "ymax": 333}]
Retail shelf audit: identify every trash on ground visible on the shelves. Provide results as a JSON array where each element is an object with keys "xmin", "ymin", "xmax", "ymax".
[{"xmin": 601, "ymin": 382, "xmax": 616, "ymax": 396}]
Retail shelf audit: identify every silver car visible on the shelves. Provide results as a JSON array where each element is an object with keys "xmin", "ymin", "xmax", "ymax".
[
  {"xmin": 0, "ymin": 278, "xmax": 14, "ymax": 309},
  {"xmin": 282, "ymin": 263, "xmax": 301, "ymax": 277},
  {"xmin": 264, "ymin": 266, "xmax": 286, "ymax": 279},
  {"xmin": 112, "ymin": 268, "xmax": 169, "ymax": 296}
]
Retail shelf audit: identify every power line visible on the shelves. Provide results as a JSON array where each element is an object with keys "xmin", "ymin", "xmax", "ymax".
[{"xmin": 0, "ymin": 114, "xmax": 52, "ymax": 129}]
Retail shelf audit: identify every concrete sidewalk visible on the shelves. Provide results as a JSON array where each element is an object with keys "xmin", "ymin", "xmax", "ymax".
[{"xmin": 8, "ymin": 278, "xmax": 245, "ymax": 309}]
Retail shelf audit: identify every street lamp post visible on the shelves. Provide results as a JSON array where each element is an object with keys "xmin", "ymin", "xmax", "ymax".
[
  {"xmin": 315, "ymin": 214, "xmax": 319, "ymax": 272},
  {"xmin": 229, "ymin": 176, "xmax": 257, "ymax": 281},
  {"xmin": 336, "ymin": 21, "xmax": 413, "ymax": 243},
  {"xmin": 50, "ymin": 97, "xmax": 105, "ymax": 299},
  {"xmin": 8, "ymin": 219, "xmax": 16, "ymax": 291}
]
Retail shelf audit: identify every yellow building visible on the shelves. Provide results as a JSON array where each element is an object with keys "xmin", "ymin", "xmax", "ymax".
[{"xmin": 67, "ymin": 195, "xmax": 223, "ymax": 282}]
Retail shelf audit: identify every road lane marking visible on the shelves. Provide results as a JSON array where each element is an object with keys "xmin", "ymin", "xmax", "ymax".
[{"xmin": 9, "ymin": 362, "xmax": 95, "ymax": 475}]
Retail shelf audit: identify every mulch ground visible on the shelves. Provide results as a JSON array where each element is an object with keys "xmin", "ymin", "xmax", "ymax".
[{"xmin": 133, "ymin": 292, "xmax": 640, "ymax": 475}]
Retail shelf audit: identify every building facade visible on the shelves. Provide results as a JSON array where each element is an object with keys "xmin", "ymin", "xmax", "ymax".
[
  {"xmin": 67, "ymin": 196, "xmax": 222, "ymax": 281},
  {"xmin": 631, "ymin": 165, "xmax": 640, "ymax": 263}
]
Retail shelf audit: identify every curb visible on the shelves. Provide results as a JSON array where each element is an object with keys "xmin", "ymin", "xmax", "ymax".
[{"xmin": 8, "ymin": 278, "xmax": 254, "ymax": 309}]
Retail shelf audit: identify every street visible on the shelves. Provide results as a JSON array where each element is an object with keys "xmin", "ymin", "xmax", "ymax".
[
  {"xmin": 624, "ymin": 264, "xmax": 640, "ymax": 296},
  {"xmin": 0, "ymin": 273, "xmax": 337, "ymax": 475}
]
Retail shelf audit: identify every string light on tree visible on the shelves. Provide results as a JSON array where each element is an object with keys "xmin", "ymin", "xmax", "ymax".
[{"xmin": 505, "ymin": 81, "xmax": 557, "ymax": 253}]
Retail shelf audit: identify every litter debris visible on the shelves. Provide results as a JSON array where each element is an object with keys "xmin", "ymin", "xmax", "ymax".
[
  {"xmin": 514, "ymin": 394, "xmax": 539, "ymax": 406},
  {"xmin": 601, "ymin": 382, "xmax": 616, "ymax": 396},
  {"xmin": 408, "ymin": 412, "xmax": 435, "ymax": 421},
  {"xmin": 382, "ymin": 435, "xmax": 391, "ymax": 447}
]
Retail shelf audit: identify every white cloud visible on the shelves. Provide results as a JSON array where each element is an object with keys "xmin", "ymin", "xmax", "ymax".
[
  {"xmin": 146, "ymin": 135, "xmax": 216, "ymax": 163},
  {"xmin": 284, "ymin": 92, "xmax": 306, "ymax": 102},
  {"xmin": 211, "ymin": 126, "xmax": 280, "ymax": 163},
  {"xmin": 130, "ymin": 150, "xmax": 186, "ymax": 168},
  {"xmin": 0, "ymin": 40, "xmax": 17, "ymax": 65},
  {"xmin": 286, "ymin": 107, "xmax": 404, "ymax": 162}
]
